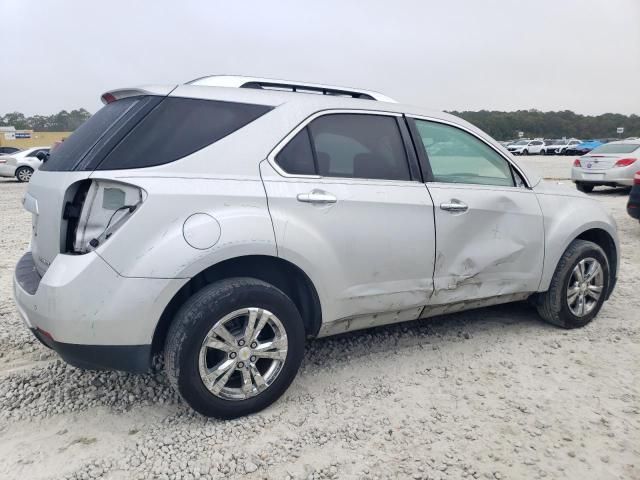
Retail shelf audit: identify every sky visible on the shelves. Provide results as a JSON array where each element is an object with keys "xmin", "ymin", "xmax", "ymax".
[{"xmin": 1, "ymin": 0, "xmax": 639, "ymax": 116}]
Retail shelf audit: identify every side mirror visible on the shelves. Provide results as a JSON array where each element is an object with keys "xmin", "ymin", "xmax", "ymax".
[{"xmin": 36, "ymin": 151, "xmax": 49, "ymax": 162}]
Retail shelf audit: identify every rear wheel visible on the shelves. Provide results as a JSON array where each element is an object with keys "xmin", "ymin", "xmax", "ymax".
[
  {"xmin": 537, "ymin": 240, "xmax": 609, "ymax": 329},
  {"xmin": 15, "ymin": 166, "xmax": 33, "ymax": 183},
  {"xmin": 576, "ymin": 182, "xmax": 594, "ymax": 193},
  {"xmin": 165, "ymin": 277, "xmax": 305, "ymax": 418}
]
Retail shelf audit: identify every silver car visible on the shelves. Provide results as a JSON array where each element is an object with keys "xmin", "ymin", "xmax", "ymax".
[
  {"xmin": 13, "ymin": 76, "xmax": 619, "ymax": 418},
  {"xmin": 572, "ymin": 140, "xmax": 640, "ymax": 192}
]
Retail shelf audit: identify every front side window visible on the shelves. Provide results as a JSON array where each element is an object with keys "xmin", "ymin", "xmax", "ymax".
[
  {"xmin": 413, "ymin": 120, "xmax": 515, "ymax": 187},
  {"xmin": 274, "ymin": 113, "xmax": 411, "ymax": 181}
]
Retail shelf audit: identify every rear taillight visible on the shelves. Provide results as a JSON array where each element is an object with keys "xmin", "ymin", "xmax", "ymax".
[
  {"xmin": 573, "ymin": 159, "xmax": 581, "ymax": 167},
  {"xmin": 634, "ymin": 172, "xmax": 640, "ymax": 185},
  {"xmin": 0, "ymin": 158, "xmax": 5, "ymax": 164},
  {"xmin": 614, "ymin": 158, "xmax": 636, "ymax": 168},
  {"xmin": 68, "ymin": 180, "xmax": 144, "ymax": 253}
]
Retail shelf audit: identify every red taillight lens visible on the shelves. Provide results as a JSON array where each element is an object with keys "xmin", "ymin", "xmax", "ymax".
[
  {"xmin": 573, "ymin": 159, "xmax": 581, "ymax": 167},
  {"xmin": 614, "ymin": 158, "xmax": 636, "ymax": 168},
  {"xmin": 634, "ymin": 172, "xmax": 640, "ymax": 185}
]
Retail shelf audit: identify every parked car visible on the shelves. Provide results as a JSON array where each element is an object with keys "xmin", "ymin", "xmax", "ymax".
[
  {"xmin": 543, "ymin": 138, "xmax": 581, "ymax": 155},
  {"xmin": 571, "ymin": 139, "xmax": 639, "ymax": 192},
  {"xmin": 507, "ymin": 139, "xmax": 545, "ymax": 155},
  {"xmin": 565, "ymin": 139, "xmax": 604, "ymax": 156},
  {"xmin": 0, "ymin": 146, "xmax": 50, "ymax": 182},
  {"xmin": 627, "ymin": 171, "xmax": 640, "ymax": 222},
  {"xmin": 0, "ymin": 146, "xmax": 21, "ymax": 156},
  {"xmin": 13, "ymin": 76, "xmax": 619, "ymax": 418}
]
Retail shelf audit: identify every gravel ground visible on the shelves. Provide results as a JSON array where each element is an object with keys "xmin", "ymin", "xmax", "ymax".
[{"xmin": 0, "ymin": 156, "xmax": 638, "ymax": 480}]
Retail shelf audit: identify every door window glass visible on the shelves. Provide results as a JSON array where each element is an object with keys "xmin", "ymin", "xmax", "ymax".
[
  {"xmin": 414, "ymin": 120, "xmax": 515, "ymax": 187},
  {"xmin": 309, "ymin": 114, "xmax": 411, "ymax": 181}
]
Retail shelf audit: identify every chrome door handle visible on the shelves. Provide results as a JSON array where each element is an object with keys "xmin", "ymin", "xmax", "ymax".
[
  {"xmin": 297, "ymin": 190, "xmax": 337, "ymax": 204},
  {"xmin": 440, "ymin": 201, "xmax": 468, "ymax": 212}
]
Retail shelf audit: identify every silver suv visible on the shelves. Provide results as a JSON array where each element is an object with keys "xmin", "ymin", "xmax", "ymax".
[{"xmin": 13, "ymin": 76, "xmax": 619, "ymax": 418}]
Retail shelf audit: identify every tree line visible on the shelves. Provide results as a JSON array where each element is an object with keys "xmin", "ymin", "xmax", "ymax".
[
  {"xmin": 0, "ymin": 109, "xmax": 92, "ymax": 132},
  {"xmin": 2, "ymin": 107, "xmax": 639, "ymax": 140},
  {"xmin": 448, "ymin": 109, "xmax": 640, "ymax": 141}
]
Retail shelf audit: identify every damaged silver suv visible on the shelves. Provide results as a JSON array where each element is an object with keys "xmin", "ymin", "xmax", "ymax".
[{"xmin": 13, "ymin": 76, "xmax": 619, "ymax": 418}]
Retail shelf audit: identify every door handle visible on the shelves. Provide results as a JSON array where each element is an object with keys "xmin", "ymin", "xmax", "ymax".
[
  {"xmin": 440, "ymin": 200, "xmax": 468, "ymax": 212},
  {"xmin": 297, "ymin": 190, "xmax": 337, "ymax": 204}
]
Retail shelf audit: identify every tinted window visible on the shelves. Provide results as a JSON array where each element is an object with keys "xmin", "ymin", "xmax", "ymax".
[
  {"xmin": 274, "ymin": 128, "xmax": 315, "ymax": 175},
  {"xmin": 308, "ymin": 114, "xmax": 410, "ymax": 181},
  {"xmin": 414, "ymin": 120, "xmax": 514, "ymax": 187},
  {"xmin": 589, "ymin": 143, "xmax": 639, "ymax": 154},
  {"xmin": 42, "ymin": 96, "xmax": 144, "ymax": 171},
  {"xmin": 97, "ymin": 98, "xmax": 272, "ymax": 170}
]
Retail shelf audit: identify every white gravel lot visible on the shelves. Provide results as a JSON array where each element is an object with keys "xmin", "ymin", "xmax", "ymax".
[{"xmin": 0, "ymin": 156, "xmax": 638, "ymax": 480}]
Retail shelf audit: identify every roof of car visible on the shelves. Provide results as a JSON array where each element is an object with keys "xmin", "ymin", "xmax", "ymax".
[{"xmin": 606, "ymin": 139, "xmax": 640, "ymax": 145}]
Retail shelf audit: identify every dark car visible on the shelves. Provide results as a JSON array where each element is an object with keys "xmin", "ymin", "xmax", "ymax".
[
  {"xmin": 627, "ymin": 171, "xmax": 640, "ymax": 222},
  {"xmin": 0, "ymin": 146, "xmax": 20, "ymax": 156}
]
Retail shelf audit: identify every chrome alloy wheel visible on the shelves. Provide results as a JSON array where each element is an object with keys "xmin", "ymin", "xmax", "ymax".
[
  {"xmin": 566, "ymin": 257, "xmax": 604, "ymax": 317},
  {"xmin": 198, "ymin": 308, "xmax": 288, "ymax": 400}
]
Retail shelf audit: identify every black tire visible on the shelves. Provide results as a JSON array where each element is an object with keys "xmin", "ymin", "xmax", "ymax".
[
  {"xmin": 576, "ymin": 182, "xmax": 594, "ymax": 193},
  {"xmin": 15, "ymin": 166, "xmax": 34, "ymax": 183},
  {"xmin": 522, "ymin": 149, "xmax": 529, "ymax": 155},
  {"xmin": 165, "ymin": 277, "xmax": 305, "ymax": 418},
  {"xmin": 536, "ymin": 240, "xmax": 609, "ymax": 329}
]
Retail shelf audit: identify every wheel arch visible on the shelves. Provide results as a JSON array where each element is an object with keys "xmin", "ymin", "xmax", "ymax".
[
  {"xmin": 151, "ymin": 255, "xmax": 323, "ymax": 355},
  {"xmin": 540, "ymin": 225, "xmax": 618, "ymax": 299},
  {"xmin": 574, "ymin": 228, "xmax": 618, "ymax": 298}
]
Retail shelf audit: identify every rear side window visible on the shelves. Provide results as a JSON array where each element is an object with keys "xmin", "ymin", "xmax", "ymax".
[
  {"xmin": 42, "ymin": 96, "xmax": 144, "ymax": 171},
  {"xmin": 275, "ymin": 128, "xmax": 316, "ymax": 175},
  {"xmin": 274, "ymin": 113, "xmax": 411, "ymax": 181},
  {"xmin": 97, "ymin": 98, "xmax": 272, "ymax": 170},
  {"xmin": 42, "ymin": 96, "xmax": 272, "ymax": 171}
]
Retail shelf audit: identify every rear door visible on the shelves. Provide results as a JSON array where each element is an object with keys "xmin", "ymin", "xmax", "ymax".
[
  {"xmin": 261, "ymin": 111, "xmax": 436, "ymax": 330},
  {"xmin": 407, "ymin": 117, "xmax": 545, "ymax": 306}
]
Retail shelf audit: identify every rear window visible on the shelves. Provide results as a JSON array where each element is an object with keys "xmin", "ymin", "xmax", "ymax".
[
  {"xmin": 589, "ymin": 143, "xmax": 639, "ymax": 154},
  {"xmin": 97, "ymin": 97, "xmax": 272, "ymax": 170},
  {"xmin": 42, "ymin": 96, "xmax": 272, "ymax": 171}
]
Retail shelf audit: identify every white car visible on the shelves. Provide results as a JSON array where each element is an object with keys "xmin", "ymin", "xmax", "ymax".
[
  {"xmin": 507, "ymin": 139, "xmax": 545, "ymax": 155},
  {"xmin": 543, "ymin": 138, "xmax": 581, "ymax": 155},
  {"xmin": 571, "ymin": 139, "xmax": 640, "ymax": 192},
  {"xmin": 0, "ymin": 146, "xmax": 50, "ymax": 182},
  {"xmin": 13, "ymin": 76, "xmax": 619, "ymax": 418}
]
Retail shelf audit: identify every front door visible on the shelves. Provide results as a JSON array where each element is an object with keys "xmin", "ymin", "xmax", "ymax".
[
  {"xmin": 261, "ymin": 112, "xmax": 436, "ymax": 332},
  {"xmin": 408, "ymin": 117, "xmax": 545, "ymax": 306}
]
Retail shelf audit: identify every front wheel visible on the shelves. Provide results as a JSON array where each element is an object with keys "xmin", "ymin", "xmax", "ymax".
[
  {"xmin": 536, "ymin": 240, "xmax": 609, "ymax": 328},
  {"xmin": 165, "ymin": 277, "xmax": 305, "ymax": 418},
  {"xmin": 522, "ymin": 149, "xmax": 529, "ymax": 155},
  {"xmin": 15, "ymin": 166, "xmax": 34, "ymax": 182}
]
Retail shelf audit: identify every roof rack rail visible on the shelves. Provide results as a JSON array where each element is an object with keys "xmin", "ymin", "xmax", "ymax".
[{"xmin": 186, "ymin": 75, "xmax": 396, "ymax": 102}]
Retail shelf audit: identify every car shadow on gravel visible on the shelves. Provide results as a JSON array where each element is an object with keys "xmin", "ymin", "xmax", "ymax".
[
  {"xmin": 303, "ymin": 301, "xmax": 549, "ymax": 368},
  {"xmin": 0, "ymin": 301, "xmax": 550, "ymax": 420},
  {"xmin": 588, "ymin": 186, "xmax": 631, "ymax": 196}
]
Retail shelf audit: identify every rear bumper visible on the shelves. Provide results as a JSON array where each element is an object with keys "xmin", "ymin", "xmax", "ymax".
[
  {"xmin": 13, "ymin": 251, "xmax": 187, "ymax": 372},
  {"xmin": 31, "ymin": 327, "xmax": 151, "ymax": 372},
  {"xmin": 571, "ymin": 167, "xmax": 634, "ymax": 186}
]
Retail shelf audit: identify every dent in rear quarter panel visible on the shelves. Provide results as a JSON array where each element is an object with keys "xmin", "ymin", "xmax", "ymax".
[
  {"xmin": 535, "ymin": 191, "xmax": 619, "ymax": 292},
  {"xmin": 94, "ymin": 175, "xmax": 277, "ymax": 278}
]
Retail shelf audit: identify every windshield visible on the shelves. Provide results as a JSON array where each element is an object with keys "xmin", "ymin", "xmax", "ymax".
[
  {"xmin": 589, "ymin": 143, "xmax": 639, "ymax": 154},
  {"xmin": 514, "ymin": 140, "xmax": 529, "ymax": 145}
]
